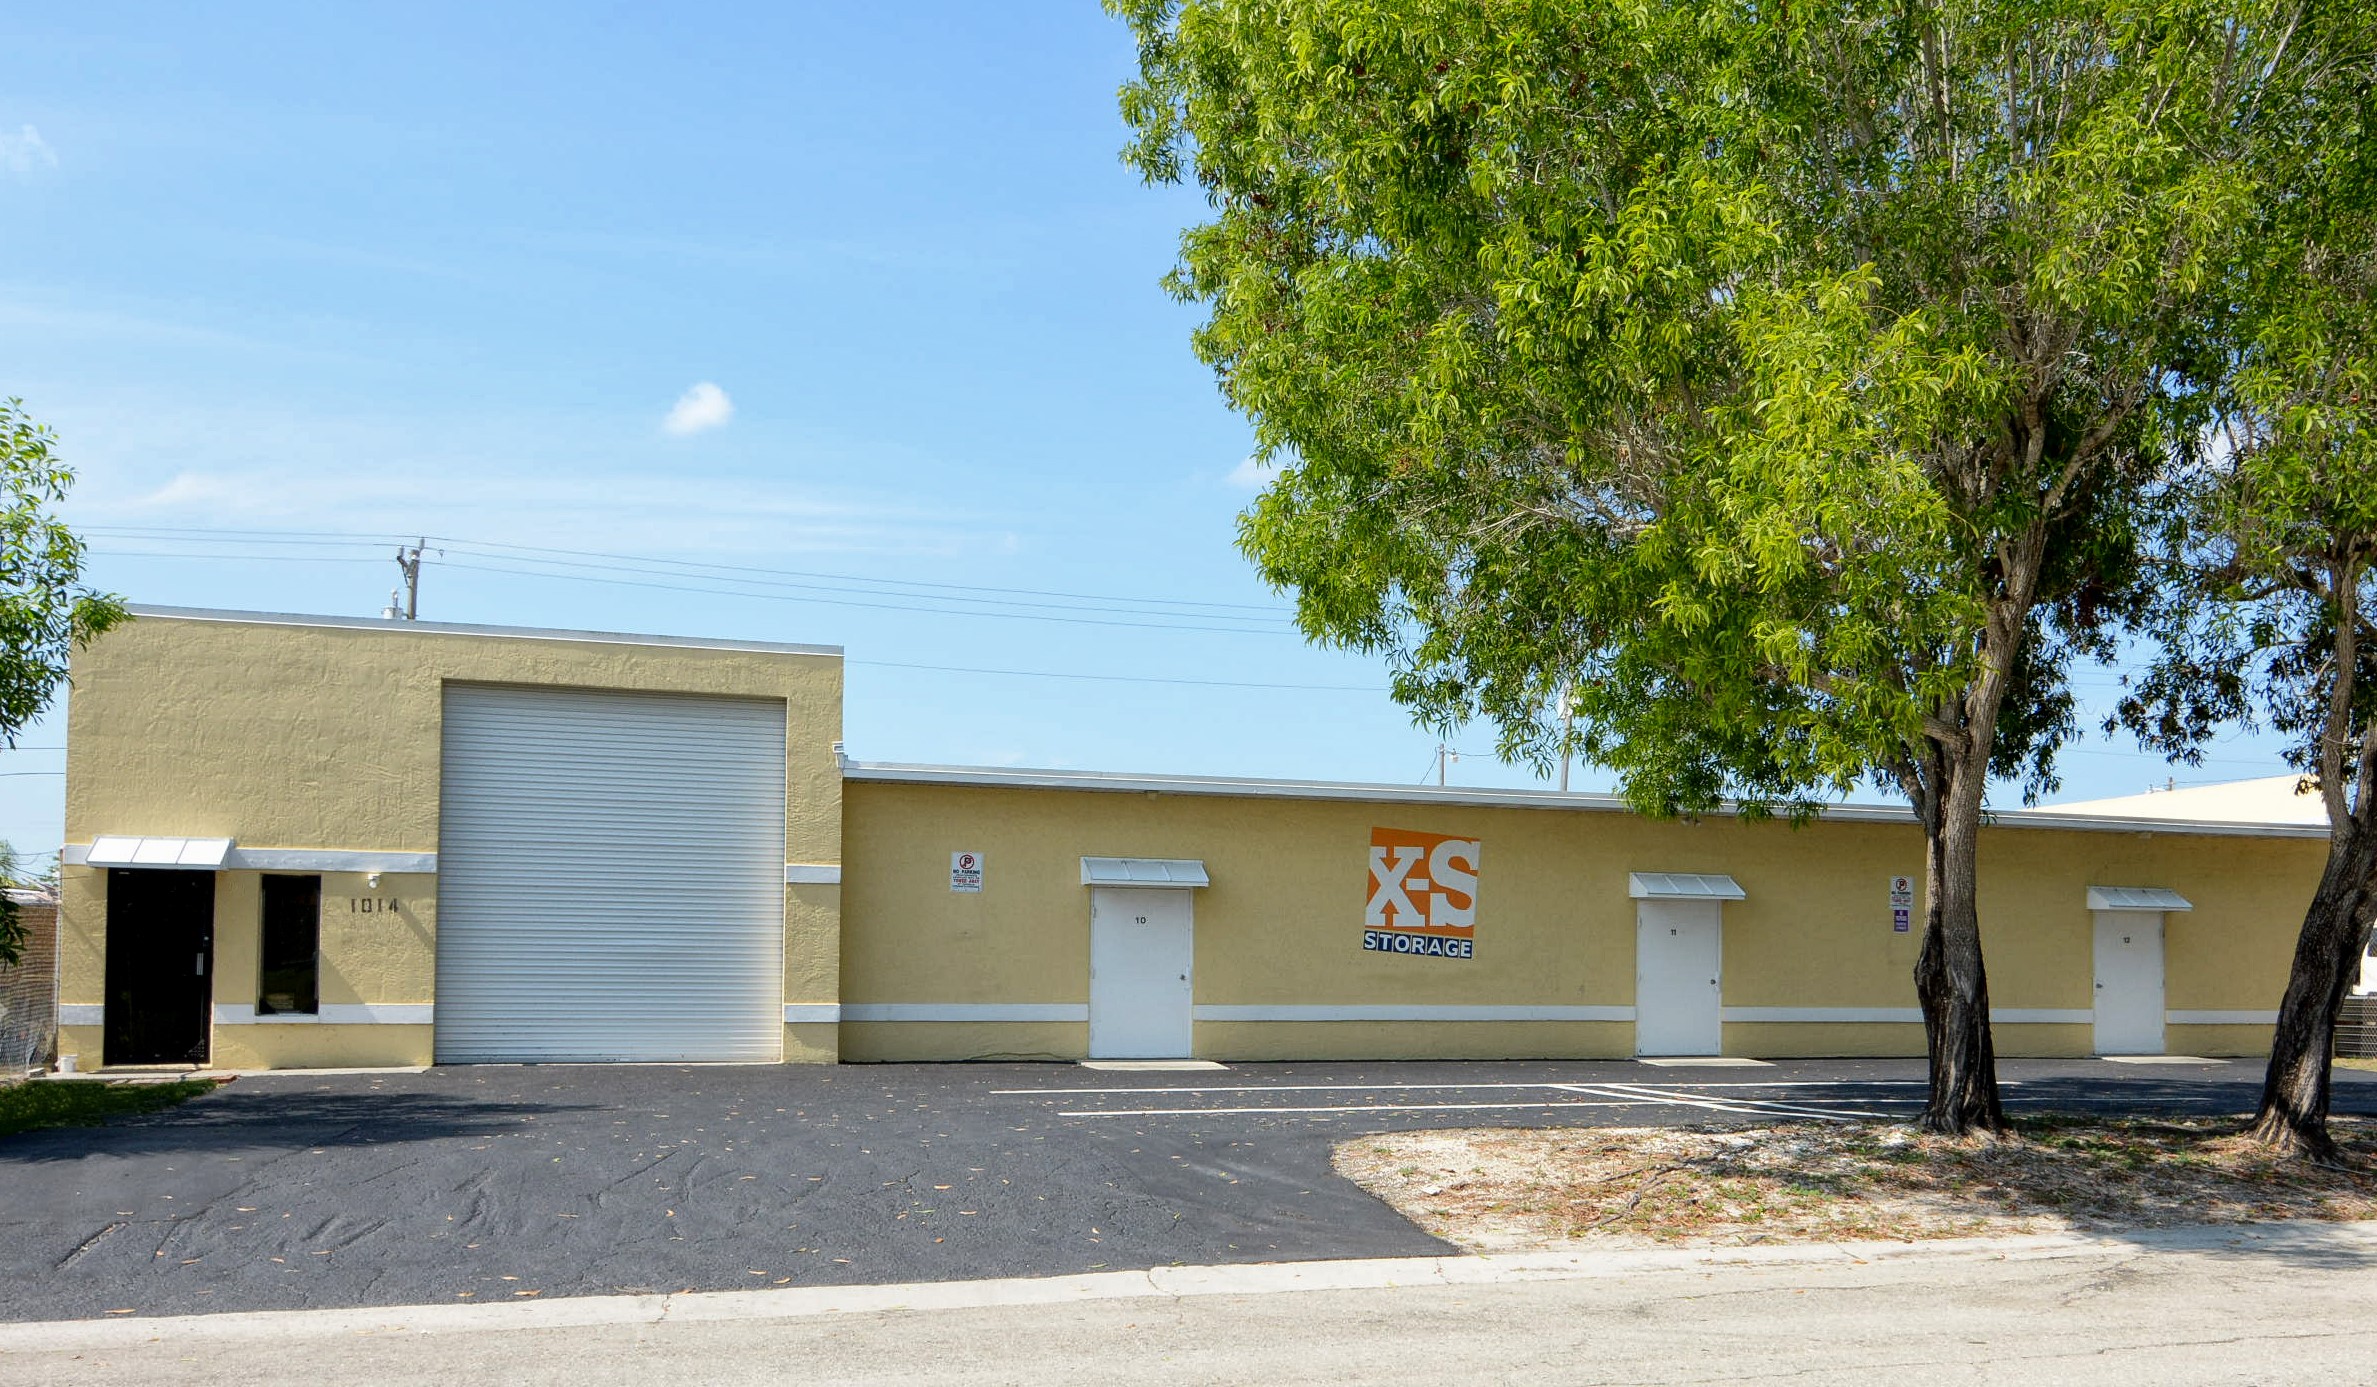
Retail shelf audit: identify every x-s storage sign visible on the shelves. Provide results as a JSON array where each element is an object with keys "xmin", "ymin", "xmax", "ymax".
[{"xmin": 1364, "ymin": 827, "xmax": 1480, "ymax": 960}]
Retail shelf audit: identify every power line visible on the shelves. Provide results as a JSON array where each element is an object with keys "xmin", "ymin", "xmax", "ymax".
[
  {"xmin": 850, "ymin": 658, "xmax": 1375, "ymax": 693},
  {"xmin": 85, "ymin": 528, "xmax": 1299, "ymax": 636},
  {"xmin": 90, "ymin": 543, "xmax": 1291, "ymax": 634},
  {"xmin": 423, "ymin": 534, "xmax": 1289, "ymax": 615},
  {"xmin": 90, "ymin": 548, "xmax": 386, "ymax": 565},
  {"xmin": 431, "ymin": 558, "xmax": 1292, "ymax": 635},
  {"xmin": 82, "ymin": 527, "xmax": 402, "ymax": 548},
  {"xmin": 70, "ymin": 525, "xmax": 2325, "ymax": 726},
  {"xmin": 2054, "ymin": 746, "xmax": 2287, "ymax": 770},
  {"xmin": 426, "ymin": 548, "xmax": 1293, "ymax": 628},
  {"xmin": 82, "ymin": 524, "xmax": 1295, "ymax": 619},
  {"xmin": 79, "ymin": 527, "xmax": 1389, "ymax": 684}
]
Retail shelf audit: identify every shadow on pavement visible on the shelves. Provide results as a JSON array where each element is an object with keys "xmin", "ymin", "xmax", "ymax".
[
  {"xmin": 2094, "ymin": 1218, "xmax": 2377, "ymax": 1273},
  {"xmin": 0, "ymin": 1086, "xmax": 603, "ymax": 1163}
]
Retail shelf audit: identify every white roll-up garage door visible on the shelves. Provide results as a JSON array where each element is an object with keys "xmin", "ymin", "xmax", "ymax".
[{"xmin": 434, "ymin": 685, "xmax": 788, "ymax": 1063}]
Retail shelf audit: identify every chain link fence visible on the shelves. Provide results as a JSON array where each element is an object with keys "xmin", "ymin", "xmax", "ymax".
[
  {"xmin": 0, "ymin": 888, "xmax": 58, "ymax": 1079},
  {"xmin": 2337, "ymin": 995, "xmax": 2377, "ymax": 1060}
]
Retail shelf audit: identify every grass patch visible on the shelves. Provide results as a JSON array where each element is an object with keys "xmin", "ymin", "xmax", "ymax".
[
  {"xmin": 1337, "ymin": 1114, "xmax": 2377, "ymax": 1252},
  {"xmin": 0, "ymin": 1078, "xmax": 224, "ymax": 1139},
  {"xmin": 2336, "ymin": 1057, "xmax": 2377, "ymax": 1073}
]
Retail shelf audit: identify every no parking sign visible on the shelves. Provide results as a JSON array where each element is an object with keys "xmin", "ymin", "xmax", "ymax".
[{"xmin": 1890, "ymin": 875, "xmax": 1915, "ymax": 933}]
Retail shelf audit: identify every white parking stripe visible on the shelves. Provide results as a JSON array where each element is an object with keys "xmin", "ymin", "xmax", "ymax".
[
  {"xmin": 993, "ymin": 1079, "xmax": 1940, "ymax": 1097},
  {"xmin": 1566, "ymin": 1082, "xmax": 1898, "ymax": 1123},
  {"xmin": 1055, "ymin": 1099, "xmax": 1651, "ymax": 1118}
]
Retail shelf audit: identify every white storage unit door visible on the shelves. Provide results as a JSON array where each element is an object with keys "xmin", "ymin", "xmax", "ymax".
[
  {"xmin": 2092, "ymin": 910, "xmax": 2166, "ymax": 1056},
  {"xmin": 1088, "ymin": 887, "xmax": 1195, "ymax": 1059},
  {"xmin": 1636, "ymin": 900, "xmax": 1723, "ymax": 1056},
  {"xmin": 435, "ymin": 685, "xmax": 788, "ymax": 1063}
]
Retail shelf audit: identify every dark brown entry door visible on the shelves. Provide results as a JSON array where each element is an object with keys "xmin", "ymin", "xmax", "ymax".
[{"xmin": 103, "ymin": 868, "xmax": 216, "ymax": 1066}]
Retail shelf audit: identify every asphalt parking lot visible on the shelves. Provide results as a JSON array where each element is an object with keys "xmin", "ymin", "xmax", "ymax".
[{"xmin": 3, "ymin": 1057, "xmax": 2368, "ymax": 1323}]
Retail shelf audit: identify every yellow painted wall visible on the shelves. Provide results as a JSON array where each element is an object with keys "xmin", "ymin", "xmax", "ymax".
[
  {"xmin": 841, "ymin": 779, "xmax": 2326, "ymax": 1062},
  {"xmin": 55, "ymin": 868, "xmax": 101, "ymax": 1044},
  {"xmin": 54, "ymin": 1026, "xmax": 100, "ymax": 1068},
  {"xmin": 210, "ymin": 1026, "xmax": 433, "ymax": 1070},
  {"xmin": 61, "ymin": 611, "xmax": 843, "ymax": 1069},
  {"xmin": 840, "ymin": 1021, "xmax": 1084, "ymax": 1063},
  {"xmin": 2168, "ymin": 1024, "xmax": 2279, "ymax": 1058},
  {"xmin": 196, "ymin": 872, "xmax": 440, "ymax": 1011},
  {"xmin": 783, "ymin": 1021, "xmax": 839, "ymax": 1064},
  {"xmin": 1190, "ymin": 1020, "xmax": 1636, "ymax": 1063}
]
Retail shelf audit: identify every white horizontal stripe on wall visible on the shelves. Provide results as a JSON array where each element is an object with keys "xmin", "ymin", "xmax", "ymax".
[
  {"xmin": 784, "ymin": 864, "xmax": 842, "ymax": 885},
  {"xmin": 211, "ymin": 1004, "xmax": 429, "ymax": 1025},
  {"xmin": 2167, "ymin": 1010, "xmax": 2280, "ymax": 1026},
  {"xmin": 783, "ymin": 1003, "xmax": 842, "ymax": 1023},
  {"xmin": 326, "ymin": 1004, "xmax": 431, "ymax": 1025},
  {"xmin": 841, "ymin": 1003, "xmax": 1089, "ymax": 1023},
  {"xmin": 1720, "ymin": 1007, "xmax": 2091, "ymax": 1024},
  {"xmin": 215, "ymin": 1005, "xmax": 294, "ymax": 1025},
  {"xmin": 234, "ymin": 848, "xmax": 437, "ymax": 874},
  {"xmin": 59, "ymin": 845, "xmax": 436, "ymax": 873},
  {"xmin": 1723, "ymin": 1007, "xmax": 1921, "ymax": 1023},
  {"xmin": 1191, "ymin": 1005, "xmax": 1637, "ymax": 1023},
  {"xmin": 58, "ymin": 1004, "xmax": 103, "ymax": 1027}
]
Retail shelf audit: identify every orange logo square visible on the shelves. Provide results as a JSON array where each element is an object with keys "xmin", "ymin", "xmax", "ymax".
[{"xmin": 1364, "ymin": 827, "xmax": 1479, "ymax": 959}]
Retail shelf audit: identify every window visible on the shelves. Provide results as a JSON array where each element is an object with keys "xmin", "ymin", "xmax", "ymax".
[{"xmin": 258, "ymin": 875, "xmax": 320, "ymax": 1016}]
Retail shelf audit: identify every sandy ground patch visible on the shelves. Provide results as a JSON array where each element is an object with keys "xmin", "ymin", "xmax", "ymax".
[{"xmin": 1336, "ymin": 1114, "xmax": 2377, "ymax": 1251}]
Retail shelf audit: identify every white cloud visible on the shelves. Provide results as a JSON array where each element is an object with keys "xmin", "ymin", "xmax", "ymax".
[
  {"xmin": 0, "ymin": 125, "xmax": 57, "ymax": 175},
  {"xmin": 1226, "ymin": 454, "xmax": 1280, "ymax": 489},
  {"xmin": 663, "ymin": 381, "xmax": 734, "ymax": 435}
]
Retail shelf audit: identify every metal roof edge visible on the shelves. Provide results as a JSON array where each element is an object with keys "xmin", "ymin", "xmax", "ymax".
[
  {"xmin": 120, "ymin": 605, "xmax": 843, "ymax": 659},
  {"xmin": 843, "ymin": 761, "xmax": 2332, "ymax": 839},
  {"xmin": 844, "ymin": 761, "xmax": 1645, "ymax": 813},
  {"xmin": 1987, "ymin": 808, "xmax": 2328, "ymax": 839}
]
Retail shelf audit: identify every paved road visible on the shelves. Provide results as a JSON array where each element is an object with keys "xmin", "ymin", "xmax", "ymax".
[
  {"xmin": 5, "ymin": 1222, "xmax": 2374, "ymax": 1384},
  {"xmin": 2, "ymin": 1057, "xmax": 2366, "ymax": 1323}
]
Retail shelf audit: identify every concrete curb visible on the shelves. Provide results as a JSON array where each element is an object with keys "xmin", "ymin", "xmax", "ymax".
[{"xmin": 5, "ymin": 1220, "xmax": 2373, "ymax": 1351}]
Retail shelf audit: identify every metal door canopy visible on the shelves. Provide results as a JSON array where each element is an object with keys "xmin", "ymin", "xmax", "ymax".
[
  {"xmin": 2087, "ymin": 886, "xmax": 2193, "ymax": 911},
  {"xmin": 1080, "ymin": 857, "xmax": 1210, "ymax": 888},
  {"xmin": 85, "ymin": 836, "xmax": 235, "ymax": 869},
  {"xmin": 1628, "ymin": 872, "xmax": 1745, "ymax": 900}
]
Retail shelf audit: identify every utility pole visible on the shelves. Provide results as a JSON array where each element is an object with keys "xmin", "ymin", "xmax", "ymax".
[
  {"xmin": 1437, "ymin": 743, "xmax": 1458, "ymax": 787},
  {"xmin": 394, "ymin": 539, "xmax": 426, "ymax": 620},
  {"xmin": 1558, "ymin": 680, "xmax": 1575, "ymax": 792}
]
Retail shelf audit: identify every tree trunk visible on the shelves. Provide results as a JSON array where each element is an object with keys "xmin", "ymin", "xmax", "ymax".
[
  {"xmin": 2246, "ymin": 819, "xmax": 2377, "ymax": 1163},
  {"xmin": 1915, "ymin": 752, "xmax": 2007, "ymax": 1135}
]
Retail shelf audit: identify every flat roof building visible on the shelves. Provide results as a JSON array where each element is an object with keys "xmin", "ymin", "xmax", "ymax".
[{"xmin": 56, "ymin": 608, "xmax": 2330, "ymax": 1071}]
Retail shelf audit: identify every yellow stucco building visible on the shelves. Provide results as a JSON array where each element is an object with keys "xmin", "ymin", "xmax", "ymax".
[{"xmin": 55, "ymin": 607, "xmax": 2329, "ymax": 1071}]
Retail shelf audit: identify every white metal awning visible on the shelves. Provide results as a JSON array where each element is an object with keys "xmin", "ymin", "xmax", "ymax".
[
  {"xmin": 83, "ymin": 836, "xmax": 235, "ymax": 869},
  {"xmin": 1080, "ymin": 857, "xmax": 1210, "ymax": 889},
  {"xmin": 2087, "ymin": 885, "xmax": 2193, "ymax": 912},
  {"xmin": 1629, "ymin": 872, "xmax": 1746, "ymax": 900}
]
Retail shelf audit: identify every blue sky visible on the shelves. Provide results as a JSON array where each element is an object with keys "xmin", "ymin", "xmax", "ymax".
[{"xmin": 0, "ymin": 2, "xmax": 2292, "ymax": 858}]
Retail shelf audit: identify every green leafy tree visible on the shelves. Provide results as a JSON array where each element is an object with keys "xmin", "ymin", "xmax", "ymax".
[
  {"xmin": 2118, "ymin": 31, "xmax": 2377, "ymax": 1160},
  {"xmin": 0, "ymin": 400, "xmax": 125, "ymax": 968},
  {"xmin": 1113, "ymin": 0, "xmax": 2318, "ymax": 1131},
  {"xmin": 0, "ymin": 841, "xmax": 30, "ymax": 969}
]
